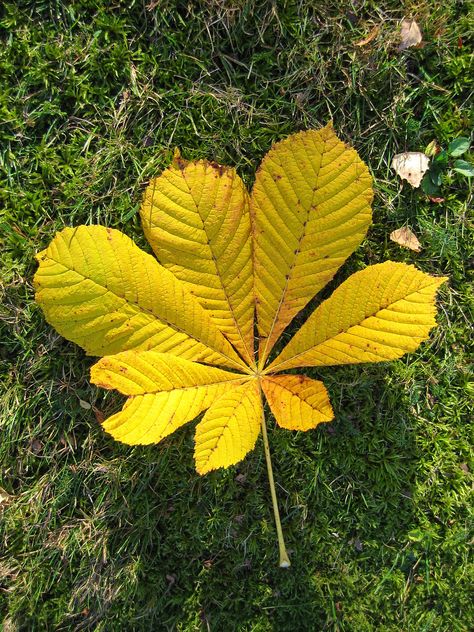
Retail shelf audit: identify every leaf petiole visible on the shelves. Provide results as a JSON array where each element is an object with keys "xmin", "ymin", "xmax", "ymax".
[{"xmin": 260, "ymin": 400, "xmax": 291, "ymax": 568}]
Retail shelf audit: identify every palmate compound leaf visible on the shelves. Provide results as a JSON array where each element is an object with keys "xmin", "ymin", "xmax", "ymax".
[{"xmin": 34, "ymin": 125, "xmax": 447, "ymax": 479}]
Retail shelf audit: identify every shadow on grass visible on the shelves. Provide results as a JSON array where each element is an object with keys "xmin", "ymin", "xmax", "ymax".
[{"xmin": 46, "ymin": 366, "xmax": 425, "ymax": 631}]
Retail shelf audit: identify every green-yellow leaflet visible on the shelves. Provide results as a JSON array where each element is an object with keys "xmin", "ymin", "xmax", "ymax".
[{"xmin": 34, "ymin": 123, "xmax": 447, "ymax": 566}]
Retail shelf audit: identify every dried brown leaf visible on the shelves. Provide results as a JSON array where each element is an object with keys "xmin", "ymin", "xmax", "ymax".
[
  {"xmin": 390, "ymin": 227, "xmax": 422, "ymax": 252},
  {"xmin": 398, "ymin": 19, "xmax": 422, "ymax": 51}
]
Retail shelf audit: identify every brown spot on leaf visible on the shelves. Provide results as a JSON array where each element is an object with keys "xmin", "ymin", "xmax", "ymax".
[
  {"xmin": 210, "ymin": 162, "xmax": 225, "ymax": 176},
  {"xmin": 175, "ymin": 157, "xmax": 187, "ymax": 171}
]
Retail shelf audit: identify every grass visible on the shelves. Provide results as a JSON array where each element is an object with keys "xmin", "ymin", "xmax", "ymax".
[{"xmin": 0, "ymin": 0, "xmax": 473, "ymax": 630}]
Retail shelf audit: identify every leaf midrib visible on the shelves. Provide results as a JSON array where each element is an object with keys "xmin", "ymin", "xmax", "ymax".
[
  {"xmin": 179, "ymin": 164, "xmax": 255, "ymax": 366},
  {"xmin": 257, "ymin": 134, "xmax": 329, "ymax": 366}
]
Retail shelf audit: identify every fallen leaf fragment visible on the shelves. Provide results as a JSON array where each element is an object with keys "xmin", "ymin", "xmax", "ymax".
[
  {"xmin": 355, "ymin": 25, "xmax": 379, "ymax": 47},
  {"xmin": 398, "ymin": 19, "xmax": 422, "ymax": 51},
  {"xmin": 0, "ymin": 487, "xmax": 13, "ymax": 508},
  {"xmin": 390, "ymin": 227, "xmax": 422, "ymax": 252},
  {"xmin": 392, "ymin": 152, "xmax": 430, "ymax": 188}
]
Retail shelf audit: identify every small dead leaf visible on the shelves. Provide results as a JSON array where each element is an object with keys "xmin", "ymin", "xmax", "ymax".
[
  {"xmin": 2, "ymin": 618, "xmax": 19, "ymax": 632},
  {"xmin": 429, "ymin": 196, "xmax": 445, "ymax": 204},
  {"xmin": 390, "ymin": 227, "xmax": 422, "ymax": 252},
  {"xmin": 355, "ymin": 25, "xmax": 380, "ymax": 47},
  {"xmin": 0, "ymin": 487, "xmax": 13, "ymax": 507},
  {"xmin": 398, "ymin": 19, "xmax": 422, "ymax": 51},
  {"xmin": 79, "ymin": 399, "xmax": 91, "ymax": 410},
  {"xmin": 460, "ymin": 463, "xmax": 470, "ymax": 474},
  {"xmin": 392, "ymin": 152, "xmax": 430, "ymax": 188}
]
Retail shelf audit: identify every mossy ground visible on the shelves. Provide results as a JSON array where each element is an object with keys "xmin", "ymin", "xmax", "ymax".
[{"xmin": 0, "ymin": 1, "xmax": 472, "ymax": 630}]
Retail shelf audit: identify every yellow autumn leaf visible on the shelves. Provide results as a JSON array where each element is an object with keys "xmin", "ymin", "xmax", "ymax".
[
  {"xmin": 261, "ymin": 375, "xmax": 334, "ymax": 430},
  {"xmin": 34, "ymin": 125, "xmax": 447, "ymax": 566},
  {"xmin": 91, "ymin": 351, "xmax": 247, "ymax": 444},
  {"xmin": 251, "ymin": 122, "xmax": 373, "ymax": 366},
  {"xmin": 268, "ymin": 262, "xmax": 447, "ymax": 372},
  {"xmin": 91, "ymin": 350, "xmax": 245, "ymax": 395}
]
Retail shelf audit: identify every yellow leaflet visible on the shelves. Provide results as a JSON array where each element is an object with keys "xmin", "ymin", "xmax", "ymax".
[
  {"xmin": 194, "ymin": 380, "xmax": 262, "ymax": 474},
  {"xmin": 141, "ymin": 159, "xmax": 255, "ymax": 366},
  {"xmin": 90, "ymin": 351, "xmax": 247, "ymax": 445},
  {"xmin": 261, "ymin": 375, "xmax": 334, "ymax": 430},
  {"xmin": 90, "ymin": 350, "xmax": 245, "ymax": 395},
  {"xmin": 269, "ymin": 262, "xmax": 448, "ymax": 372},
  {"xmin": 34, "ymin": 225, "xmax": 246, "ymax": 370},
  {"xmin": 251, "ymin": 123, "xmax": 373, "ymax": 365}
]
